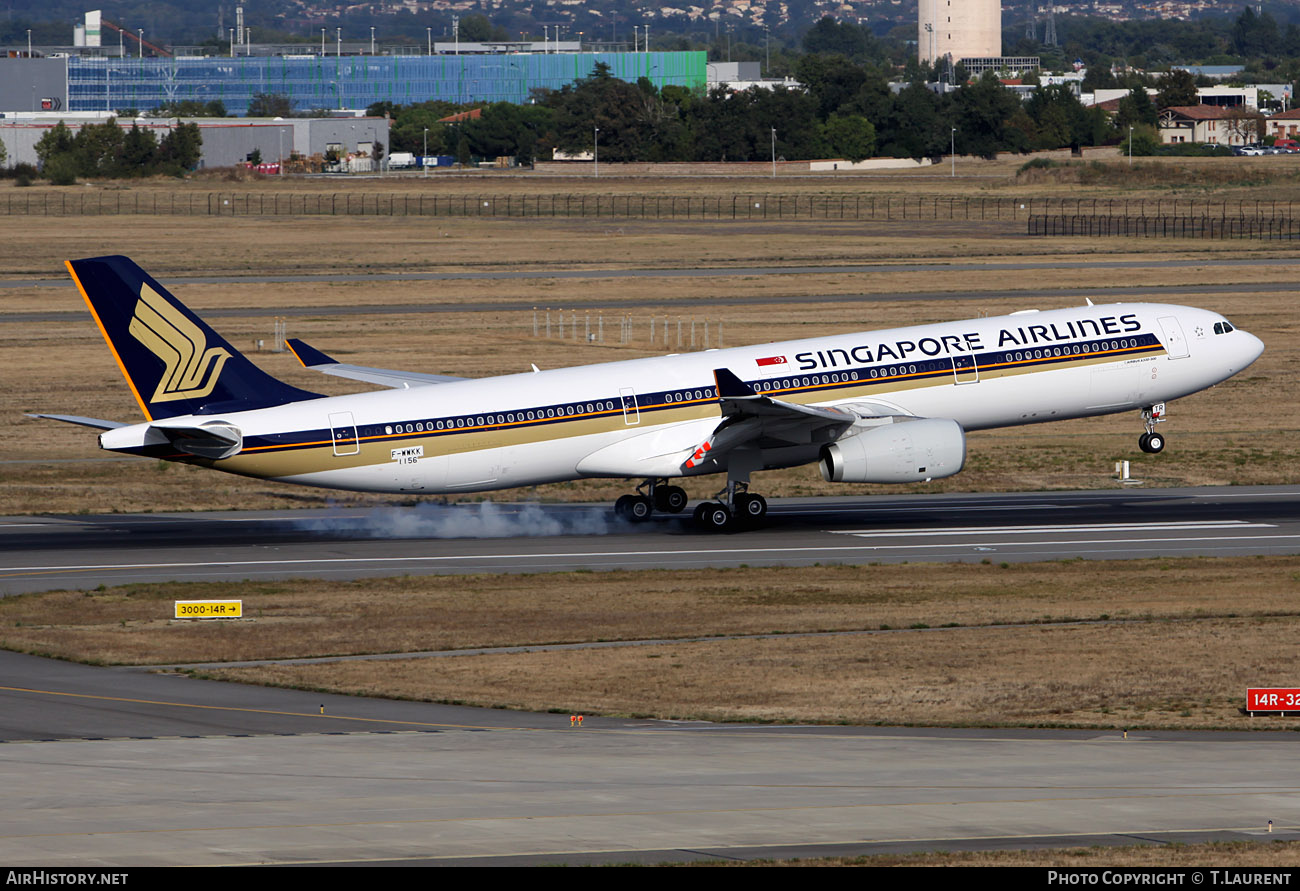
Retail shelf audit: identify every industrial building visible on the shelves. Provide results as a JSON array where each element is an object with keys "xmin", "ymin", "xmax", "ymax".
[
  {"xmin": 0, "ymin": 113, "xmax": 389, "ymax": 172},
  {"xmin": 0, "ymin": 51, "xmax": 706, "ymax": 118}
]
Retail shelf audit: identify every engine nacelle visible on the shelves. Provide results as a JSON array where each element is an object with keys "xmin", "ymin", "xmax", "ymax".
[{"xmin": 818, "ymin": 418, "xmax": 965, "ymax": 484}]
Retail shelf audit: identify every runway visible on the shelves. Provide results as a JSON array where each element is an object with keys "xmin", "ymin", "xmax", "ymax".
[
  {"xmin": 3, "ymin": 648, "xmax": 1300, "ymax": 866},
  {"xmin": 3, "ymin": 486, "xmax": 1300, "ymax": 595}
]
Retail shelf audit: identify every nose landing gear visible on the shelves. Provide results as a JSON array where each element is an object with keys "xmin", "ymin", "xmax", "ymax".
[{"xmin": 1138, "ymin": 403, "xmax": 1166, "ymax": 454}]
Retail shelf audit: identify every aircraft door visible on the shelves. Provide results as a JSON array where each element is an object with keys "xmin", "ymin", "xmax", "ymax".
[
  {"xmin": 1158, "ymin": 316, "xmax": 1190, "ymax": 359},
  {"xmin": 329, "ymin": 411, "xmax": 359, "ymax": 456},
  {"xmin": 619, "ymin": 388, "xmax": 641, "ymax": 425},
  {"xmin": 951, "ymin": 353, "xmax": 979, "ymax": 385}
]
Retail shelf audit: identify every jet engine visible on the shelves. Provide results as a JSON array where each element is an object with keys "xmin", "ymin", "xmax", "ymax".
[{"xmin": 818, "ymin": 418, "xmax": 965, "ymax": 484}]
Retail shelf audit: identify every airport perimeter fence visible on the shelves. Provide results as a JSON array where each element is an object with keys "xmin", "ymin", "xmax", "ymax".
[
  {"xmin": 5, "ymin": 191, "xmax": 1300, "ymax": 223},
  {"xmin": 1028, "ymin": 214, "xmax": 1300, "ymax": 240}
]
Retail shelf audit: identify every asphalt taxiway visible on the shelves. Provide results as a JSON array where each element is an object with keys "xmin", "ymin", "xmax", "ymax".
[
  {"xmin": 4, "ymin": 648, "xmax": 1300, "ymax": 866},
  {"xmin": 4, "ymin": 486, "xmax": 1300, "ymax": 595}
]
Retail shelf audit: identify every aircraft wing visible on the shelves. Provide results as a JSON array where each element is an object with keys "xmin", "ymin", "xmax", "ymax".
[
  {"xmin": 286, "ymin": 339, "xmax": 467, "ymax": 389},
  {"xmin": 682, "ymin": 368, "xmax": 864, "ymax": 471}
]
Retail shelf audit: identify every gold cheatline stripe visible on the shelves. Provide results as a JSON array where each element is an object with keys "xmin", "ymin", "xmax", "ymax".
[{"xmin": 225, "ymin": 342, "xmax": 1164, "ymax": 461}]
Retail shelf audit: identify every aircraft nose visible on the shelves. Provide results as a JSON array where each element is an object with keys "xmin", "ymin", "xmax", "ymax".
[
  {"xmin": 1236, "ymin": 331, "xmax": 1265, "ymax": 372},
  {"xmin": 1243, "ymin": 331, "xmax": 1264, "ymax": 364}
]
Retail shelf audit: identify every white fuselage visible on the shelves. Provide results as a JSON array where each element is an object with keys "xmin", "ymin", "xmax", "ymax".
[{"xmin": 99, "ymin": 302, "xmax": 1264, "ymax": 495}]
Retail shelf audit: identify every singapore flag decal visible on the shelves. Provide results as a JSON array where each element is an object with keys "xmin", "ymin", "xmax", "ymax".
[{"xmin": 755, "ymin": 355, "xmax": 787, "ymax": 368}]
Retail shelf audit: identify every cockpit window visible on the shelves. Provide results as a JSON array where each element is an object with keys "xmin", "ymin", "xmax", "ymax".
[{"xmin": 1213, "ymin": 321, "xmax": 1235, "ymax": 334}]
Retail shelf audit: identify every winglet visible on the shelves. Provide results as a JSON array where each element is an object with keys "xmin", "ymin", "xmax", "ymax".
[
  {"xmin": 713, "ymin": 368, "xmax": 757, "ymax": 400},
  {"xmin": 285, "ymin": 338, "xmax": 337, "ymax": 369}
]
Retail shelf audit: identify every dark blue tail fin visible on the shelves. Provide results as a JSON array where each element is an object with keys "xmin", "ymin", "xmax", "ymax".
[{"xmin": 67, "ymin": 255, "xmax": 321, "ymax": 420}]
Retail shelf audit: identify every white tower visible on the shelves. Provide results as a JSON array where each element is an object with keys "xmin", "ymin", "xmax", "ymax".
[{"xmin": 918, "ymin": 0, "xmax": 1002, "ymax": 67}]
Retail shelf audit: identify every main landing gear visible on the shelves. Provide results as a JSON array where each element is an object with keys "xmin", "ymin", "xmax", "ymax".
[
  {"xmin": 691, "ymin": 480, "xmax": 767, "ymax": 533},
  {"xmin": 614, "ymin": 478, "xmax": 688, "ymax": 522},
  {"xmin": 1138, "ymin": 403, "xmax": 1167, "ymax": 454},
  {"xmin": 612, "ymin": 477, "xmax": 769, "ymax": 532}
]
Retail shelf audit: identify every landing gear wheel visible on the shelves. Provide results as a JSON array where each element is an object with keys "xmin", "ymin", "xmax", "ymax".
[
  {"xmin": 615, "ymin": 494, "xmax": 654, "ymax": 522},
  {"xmin": 734, "ymin": 493, "xmax": 768, "ymax": 522},
  {"xmin": 695, "ymin": 502, "xmax": 734, "ymax": 532},
  {"xmin": 653, "ymin": 485, "xmax": 688, "ymax": 513},
  {"xmin": 1143, "ymin": 431, "xmax": 1165, "ymax": 454}
]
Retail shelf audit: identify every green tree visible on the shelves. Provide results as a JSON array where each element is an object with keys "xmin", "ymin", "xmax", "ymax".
[
  {"xmin": 158, "ymin": 123, "xmax": 203, "ymax": 172},
  {"xmin": 247, "ymin": 92, "xmax": 292, "ymax": 117},
  {"xmin": 34, "ymin": 121, "xmax": 75, "ymax": 166},
  {"xmin": 1232, "ymin": 6, "xmax": 1279, "ymax": 57},
  {"xmin": 795, "ymin": 54, "xmax": 868, "ymax": 119},
  {"xmin": 1119, "ymin": 125, "xmax": 1160, "ymax": 156},
  {"xmin": 1003, "ymin": 105, "xmax": 1037, "ymax": 154},
  {"xmin": 824, "ymin": 113, "xmax": 875, "ymax": 161},
  {"xmin": 150, "ymin": 100, "xmax": 227, "ymax": 117},
  {"xmin": 386, "ymin": 100, "xmax": 465, "ymax": 154},
  {"xmin": 458, "ymin": 14, "xmax": 507, "ymax": 43},
  {"xmin": 118, "ymin": 123, "xmax": 159, "ymax": 174},
  {"xmin": 44, "ymin": 154, "xmax": 77, "ymax": 185},
  {"xmin": 70, "ymin": 119, "xmax": 126, "ymax": 176},
  {"xmin": 751, "ymin": 88, "xmax": 828, "ymax": 160},
  {"xmin": 1026, "ymin": 83, "xmax": 1095, "ymax": 150},
  {"xmin": 461, "ymin": 102, "xmax": 555, "ymax": 164},
  {"xmin": 1116, "ymin": 86, "xmax": 1158, "ymax": 129},
  {"xmin": 547, "ymin": 62, "xmax": 653, "ymax": 161},
  {"xmin": 800, "ymin": 17, "xmax": 882, "ymax": 63},
  {"xmin": 952, "ymin": 72, "xmax": 1020, "ymax": 159},
  {"xmin": 1155, "ymin": 69, "xmax": 1199, "ymax": 109},
  {"xmin": 686, "ymin": 86, "xmax": 760, "ymax": 161},
  {"xmin": 881, "ymin": 81, "xmax": 951, "ymax": 160},
  {"xmin": 1082, "ymin": 62, "xmax": 1118, "ymax": 93}
]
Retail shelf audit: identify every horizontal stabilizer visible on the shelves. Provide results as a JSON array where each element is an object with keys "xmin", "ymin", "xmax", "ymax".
[
  {"xmin": 27, "ymin": 413, "xmax": 127, "ymax": 431},
  {"xmin": 286, "ymin": 338, "xmax": 467, "ymax": 389}
]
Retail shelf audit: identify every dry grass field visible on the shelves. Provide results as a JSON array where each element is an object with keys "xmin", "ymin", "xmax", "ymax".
[{"xmin": 6, "ymin": 557, "xmax": 1300, "ymax": 730}]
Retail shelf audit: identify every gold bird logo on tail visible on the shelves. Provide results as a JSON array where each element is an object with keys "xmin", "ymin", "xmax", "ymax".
[{"xmin": 128, "ymin": 284, "xmax": 231, "ymax": 403}]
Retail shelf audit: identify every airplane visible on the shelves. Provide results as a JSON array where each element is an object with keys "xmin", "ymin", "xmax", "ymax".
[{"xmin": 33, "ymin": 255, "xmax": 1264, "ymax": 531}]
